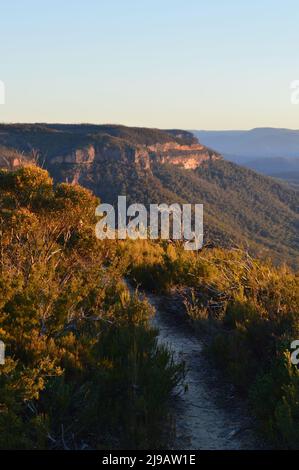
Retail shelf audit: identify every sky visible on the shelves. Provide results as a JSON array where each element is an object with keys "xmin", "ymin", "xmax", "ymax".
[{"xmin": 0, "ymin": 0, "xmax": 299, "ymax": 129}]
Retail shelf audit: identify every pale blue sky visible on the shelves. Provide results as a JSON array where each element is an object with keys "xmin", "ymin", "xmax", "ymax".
[{"xmin": 0, "ymin": 0, "xmax": 299, "ymax": 129}]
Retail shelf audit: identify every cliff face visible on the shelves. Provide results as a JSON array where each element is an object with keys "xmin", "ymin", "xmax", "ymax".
[
  {"xmin": 50, "ymin": 145, "xmax": 96, "ymax": 165},
  {"xmin": 147, "ymin": 142, "xmax": 221, "ymax": 169},
  {"xmin": 0, "ymin": 124, "xmax": 222, "ymax": 186},
  {"xmin": 46, "ymin": 139, "xmax": 221, "ymax": 184}
]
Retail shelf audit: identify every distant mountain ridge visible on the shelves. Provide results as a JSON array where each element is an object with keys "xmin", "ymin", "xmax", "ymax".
[
  {"xmin": 192, "ymin": 127, "xmax": 299, "ymax": 186},
  {"xmin": 0, "ymin": 123, "xmax": 298, "ymax": 268},
  {"xmin": 192, "ymin": 128, "xmax": 299, "ymax": 162}
]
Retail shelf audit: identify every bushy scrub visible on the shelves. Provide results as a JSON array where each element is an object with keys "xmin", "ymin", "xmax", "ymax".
[{"xmin": 0, "ymin": 166, "xmax": 183, "ymax": 449}]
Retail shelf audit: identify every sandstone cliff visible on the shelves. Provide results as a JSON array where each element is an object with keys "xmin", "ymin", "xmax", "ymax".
[
  {"xmin": 0, "ymin": 124, "xmax": 222, "ymax": 185},
  {"xmin": 45, "ymin": 138, "xmax": 221, "ymax": 185}
]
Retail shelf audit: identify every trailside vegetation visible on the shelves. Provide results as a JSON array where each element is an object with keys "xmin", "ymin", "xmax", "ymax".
[
  {"xmin": 0, "ymin": 166, "xmax": 183, "ymax": 449},
  {"xmin": 124, "ymin": 239, "xmax": 299, "ymax": 448}
]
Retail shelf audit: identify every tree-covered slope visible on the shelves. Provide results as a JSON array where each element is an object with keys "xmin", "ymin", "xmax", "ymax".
[
  {"xmin": 0, "ymin": 124, "xmax": 298, "ymax": 268},
  {"xmin": 82, "ymin": 157, "xmax": 298, "ymax": 268},
  {"xmin": 154, "ymin": 160, "xmax": 299, "ymax": 266}
]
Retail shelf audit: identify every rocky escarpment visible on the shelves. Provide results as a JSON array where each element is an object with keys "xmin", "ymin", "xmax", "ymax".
[
  {"xmin": 46, "ymin": 139, "xmax": 221, "ymax": 183},
  {"xmin": 148, "ymin": 142, "xmax": 221, "ymax": 169},
  {"xmin": 0, "ymin": 123, "xmax": 222, "ymax": 184}
]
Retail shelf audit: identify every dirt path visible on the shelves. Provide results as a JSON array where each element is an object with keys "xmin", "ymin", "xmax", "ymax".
[{"xmin": 147, "ymin": 292, "xmax": 265, "ymax": 450}]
